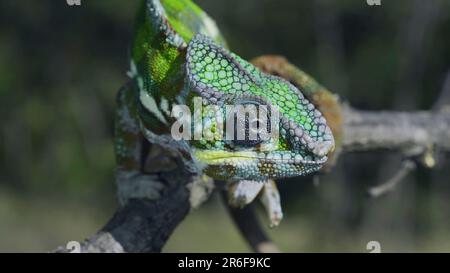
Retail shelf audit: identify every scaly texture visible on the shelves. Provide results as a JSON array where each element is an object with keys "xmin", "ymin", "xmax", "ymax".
[{"xmin": 186, "ymin": 34, "xmax": 334, "ymax": 181}]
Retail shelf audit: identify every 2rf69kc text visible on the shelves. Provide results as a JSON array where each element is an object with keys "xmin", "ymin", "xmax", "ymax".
[{"xmin": 178, "ymin": 257, "xmax": 271, "ymax": 270}]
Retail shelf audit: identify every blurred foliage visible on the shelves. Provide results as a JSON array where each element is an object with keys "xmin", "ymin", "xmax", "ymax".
[{"xmin": 0, "ymin": 0, "xmax": 450, "ymax": 252}]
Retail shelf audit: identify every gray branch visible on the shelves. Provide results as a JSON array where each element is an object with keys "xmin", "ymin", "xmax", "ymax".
[{"xmin": 342, "ymin": 106, "xmax": 450, "ymax": 152}]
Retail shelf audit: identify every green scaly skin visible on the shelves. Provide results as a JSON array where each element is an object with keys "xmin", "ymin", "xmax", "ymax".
[{"xmin": 115, "ymin": 0, "xmax": 334, "ymax": 226}]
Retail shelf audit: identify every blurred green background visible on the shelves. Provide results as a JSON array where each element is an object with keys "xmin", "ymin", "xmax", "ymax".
[{"xmin": 1, "ymin": 0, "xmax": 450, "ymax": 252}]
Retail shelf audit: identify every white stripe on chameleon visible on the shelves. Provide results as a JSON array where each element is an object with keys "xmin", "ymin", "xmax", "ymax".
[
  {"xmin": 139, "ymin": 90, "xmax": 169, "ymax": 125},
  {"xmin": 127, "ymin": 60, "xmax": 138, "ymax": 79},
  {"xmin": 159, "ymin": 97, "xmax": 171, "ymax": 116}
]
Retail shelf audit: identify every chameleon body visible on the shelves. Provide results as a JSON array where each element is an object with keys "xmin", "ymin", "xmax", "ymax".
[{"xmin": 115, "ymin": 0, "xmax": 334, "ymax": 226}]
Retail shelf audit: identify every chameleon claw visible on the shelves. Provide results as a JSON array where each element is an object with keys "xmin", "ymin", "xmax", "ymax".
[
  {"xmin": 227, "ymin": 180, "xmax": 264, "ymax": 208},
  {"xmin": 259, "ymin": 180, "xmax": 283, "ymax": 227},
  {"xmin": 227, "ymin": 179, "xmax": 283, "ymax": 227}
]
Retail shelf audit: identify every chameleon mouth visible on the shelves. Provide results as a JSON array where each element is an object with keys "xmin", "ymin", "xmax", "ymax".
[{"xmin": 193, "ymin": 149, "xmax": 327, "ymax": 166}]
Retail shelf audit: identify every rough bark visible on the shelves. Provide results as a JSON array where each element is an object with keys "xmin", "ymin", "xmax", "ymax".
[
  {"xmin": 342, "ymin": 106, "xmax": 450, "ymax": 152},
  {"xmin": 55, "ymin": 153, "xmax": 196, "ymax": 253}
]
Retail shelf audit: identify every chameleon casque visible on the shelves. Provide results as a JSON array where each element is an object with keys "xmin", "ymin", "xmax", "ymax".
[{"xmin": 115, "ymin": 0, "xmax": 335, "ymax": 226}]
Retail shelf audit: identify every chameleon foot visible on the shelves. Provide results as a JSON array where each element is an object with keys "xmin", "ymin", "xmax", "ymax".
[
  {"xmin": 260, "ymin": 180, "xmax": 283, "ymax": 227},
  {"xmin": 227, "ymin": 180, "xmax": 264, "ymax": 208},
  {"xmin": 227, "ymin": 179, "xmax": 283, "ymax": 227}
]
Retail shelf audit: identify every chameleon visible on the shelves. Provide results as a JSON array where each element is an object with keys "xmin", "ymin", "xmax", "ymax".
[{"xmin": 115, "ymin": 0, "xmax": 335, "ymax": 226}]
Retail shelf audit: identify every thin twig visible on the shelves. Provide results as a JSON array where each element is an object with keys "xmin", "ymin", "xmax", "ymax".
[{"xmin": 367, "ymin": 160, "xmax": 417, "ymax": 198}]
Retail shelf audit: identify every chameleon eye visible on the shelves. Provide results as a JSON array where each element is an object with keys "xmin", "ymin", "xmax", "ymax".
[
  {"xmin": 231, "ymin": 116, "xmax": 264, "ymax": 147},
  {"xmin": 226, "ymin": 103, "xmax": 272, "ymax": 149}
]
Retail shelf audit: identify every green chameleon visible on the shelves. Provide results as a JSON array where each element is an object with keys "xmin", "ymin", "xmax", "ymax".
[{"xmin": 115, "ymin": 0, "xmax": 334, "ymax": 226}]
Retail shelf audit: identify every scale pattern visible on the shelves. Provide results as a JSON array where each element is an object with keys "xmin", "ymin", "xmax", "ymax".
[{"xmin": 186, "ymin": 34, "xmax": 334, "ymax": 158}]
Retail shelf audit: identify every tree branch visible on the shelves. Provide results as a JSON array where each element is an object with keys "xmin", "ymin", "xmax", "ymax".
[{"xmin": 342, "ymin": 106, "xmax": 450, "ymax": 152}]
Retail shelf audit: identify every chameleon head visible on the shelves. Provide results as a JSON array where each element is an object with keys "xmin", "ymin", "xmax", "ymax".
[{"xmin": 184, "ymin": 34, "xmax": 335, "ymax": 181}]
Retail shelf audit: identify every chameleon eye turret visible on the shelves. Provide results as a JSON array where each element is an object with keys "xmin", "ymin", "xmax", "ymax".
[{"xmin": 227, "ymin": 103, "xmax": 269, "ymax": 148}]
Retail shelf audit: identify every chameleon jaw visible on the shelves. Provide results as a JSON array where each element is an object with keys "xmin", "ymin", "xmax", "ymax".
[
  {"xmin": 193, "ymin": 149, "xmax": 328, "ymax": 165},
  {"xmin": 193, "ymin": 149, "xmax": 328, "ymax": 181}
]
